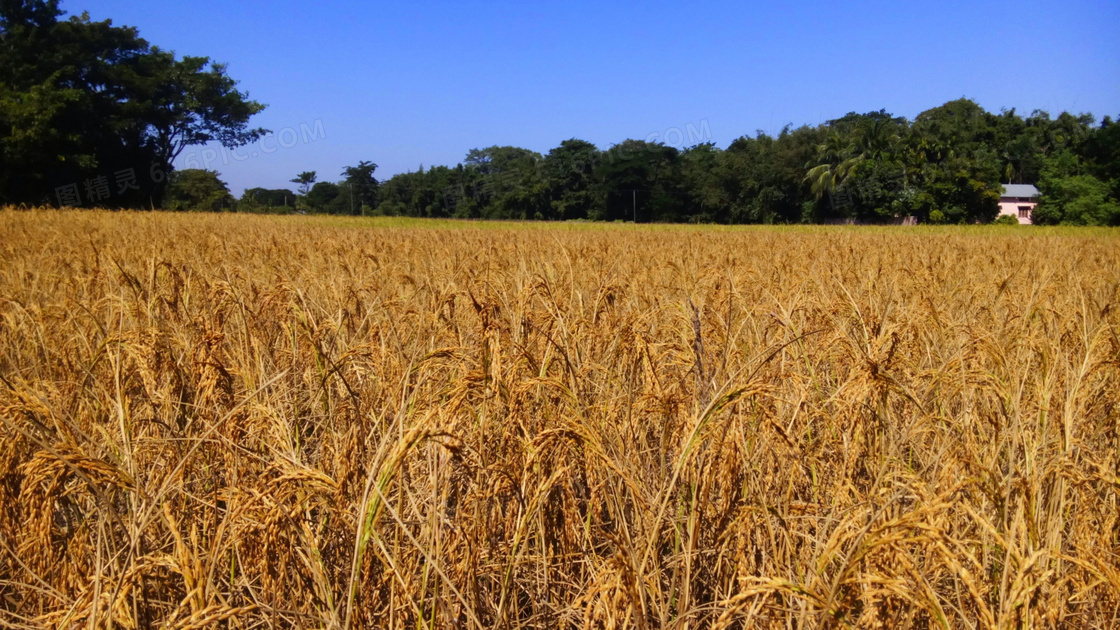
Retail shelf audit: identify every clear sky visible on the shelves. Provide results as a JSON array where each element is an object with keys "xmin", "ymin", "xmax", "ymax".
[{"xmin": 69, "ymin": 0, "xmax": 1120, "ymax": 195}]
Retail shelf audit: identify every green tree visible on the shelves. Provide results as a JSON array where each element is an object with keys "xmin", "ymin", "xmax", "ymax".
[
  {"xmin": 910, "ymin": 153, "xmax": 1001, "ymax": 223},
  {"xmin": 291, "ymin": 171, "xmax": 316, "ymax": 196},
  {"xmin": 140, "ymin": 53, "xmax": 266, "ymax": 189},
  {"xmin": 912, "ymin": 99, "xmax": 998, "ymax": 151},
  {"xmin": 0, "ymin": 0, "xmax": 265, "ymax": 206},
  {"xmin": 375, "ymin": 165, "xmax": 462, "ymax": 218},
  {"xmin": 462, "ymin": 146, "xmax": 544, "ymax": 219},
  {"xmin": 542, "ymin": 139, "xmax": 600, "ymax": 220},
  {"xmin": 805, "ymin": 133, "xmax": 859, "ymax": 202},
  {"xmin": 804, "ymin": 113, "xmax": 907, "ymax": 221},
  {"xmin": 305, "ymin": 181, "xmax": 340, "ymax": 212},
  {"xmin": 1035, "ymin": 151, "xmax": 1120, "ymax": 225},
  {"xmin": 341, "ymin": 161, "xmax": 379, "ymax": 215},
  {"xmin": 717, "ymin": 125, "xmax": 821, "ymax": 223},
  {"xmin": 239, "ymin": 187, "xmax": 294, "ymax": 212},
  {"xmin": 910, "ymin": 100, "xmax": 1002, "ymax": 222},
  {"xmin": 164, "ymin": 168, "xmax": 233, "ymax": 212},
  {"xmin": 594, "ymin": 140, "xmax": 684, "ymax": 222},
  {"xmin": 680, "ymin": 143, "xmax": 728, "ymax": 223},
  {"xmin": 1079, "ymin": 115, "xmax": 1120, "ymax": 200}
]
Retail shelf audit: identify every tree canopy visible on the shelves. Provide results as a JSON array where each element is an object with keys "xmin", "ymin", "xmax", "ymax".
[
  {"xmin": 0, "ymin": 0, "xmax": 265, "ymax": 207},
  {"xmin": 1, "ymin": 2, "xmax": 1116, "ymax": 223},
  {"xmin": 364, "ymin": 100, "xmax": 1117, "ymax": 225},
  {"xmin": 164, "ymin": 169, "xmax": 233, "ymax": 212}
]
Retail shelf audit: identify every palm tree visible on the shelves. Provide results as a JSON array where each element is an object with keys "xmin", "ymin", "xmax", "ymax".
[
  {"xmin": 854, "ymin": 118, "xmax": 900, "ymax": 162},
  {"xmin": 806, "ymin": 118, "xmax": 906, "ymax": 201},
  {"xmin": 805, "ymin": 134, "xmax": 859, "ymax": 199}
]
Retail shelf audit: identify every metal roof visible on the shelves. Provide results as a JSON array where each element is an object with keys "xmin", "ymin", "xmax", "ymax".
[{"xmin": 1001, "ymin": 184, "xmax": 1040, "ymax": 198}]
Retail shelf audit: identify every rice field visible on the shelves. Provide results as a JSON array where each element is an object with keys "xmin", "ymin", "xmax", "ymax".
[{"xmin": 1, "ymin": 209, "xmax": 1118, "ymax": 628}]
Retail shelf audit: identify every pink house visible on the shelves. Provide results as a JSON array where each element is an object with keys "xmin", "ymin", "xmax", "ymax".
[{"xmin": 998, "ymin": 184, "xmax": 1040, "ymax": 224}]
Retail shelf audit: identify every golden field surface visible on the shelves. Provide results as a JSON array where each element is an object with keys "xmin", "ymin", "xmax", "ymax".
[{"xmin": 1, "ymin": 210, "xmax": 1119, "ymax": 629}]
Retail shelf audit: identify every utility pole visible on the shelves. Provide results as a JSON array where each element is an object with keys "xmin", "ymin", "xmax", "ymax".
[{"xmin": 632, "ymin": 189, "xmax": 637, "ymax": 223}]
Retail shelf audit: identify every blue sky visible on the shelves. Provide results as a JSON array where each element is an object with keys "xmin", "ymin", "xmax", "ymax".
[{"xmin": 70, "ymin": 0, "xmax": 1120, "ymax": 195}]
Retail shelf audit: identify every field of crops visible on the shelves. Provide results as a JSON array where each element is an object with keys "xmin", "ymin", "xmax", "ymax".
[{"xmin": 1, "ymin": 209, "xmax": 1118, "ymax": 628}]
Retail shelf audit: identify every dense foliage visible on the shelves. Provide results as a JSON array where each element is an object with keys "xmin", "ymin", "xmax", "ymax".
[
  {"xmin": 2, "ymin": 0, "xmax": 1117, "ymax": 223},
  {"xmin": 0, "ymin": 0, "xmax": 265, "ymax": 207},
  {"xmin": 163, "ymin": 169, "xmax": 234, "ymax": 212},
  {"xmin": 359, "ymin": 102, "xmax": 1119, "ymax": 224}
]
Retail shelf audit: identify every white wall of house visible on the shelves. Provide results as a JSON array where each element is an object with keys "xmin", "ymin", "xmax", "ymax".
[{"xmin": 999, "ymin": 199, "xmax": 1036, "ymax": 224}]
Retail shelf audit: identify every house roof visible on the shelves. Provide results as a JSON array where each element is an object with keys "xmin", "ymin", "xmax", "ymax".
[{"xmin": 1002, "ymin": 184, "xmax": 1040, "ymax": 198}]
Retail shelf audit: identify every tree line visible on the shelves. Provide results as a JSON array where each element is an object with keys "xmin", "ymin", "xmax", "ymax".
[
  {"xmin": 3, "ymin": 1, "xmax": 1117, "ymax": 224},
  {"xmin": 241, "ymin": 103, "xmax": 1118, "ymax": 225}
]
